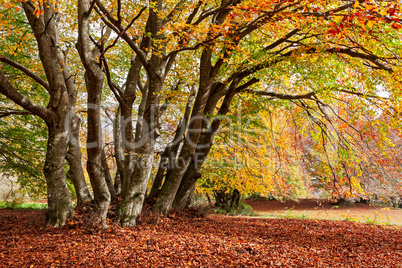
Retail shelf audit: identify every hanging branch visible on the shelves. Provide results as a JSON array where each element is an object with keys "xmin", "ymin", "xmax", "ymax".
[{"xmin": 0, "ymin": 56, "xmax": 50, "ymax": 92}]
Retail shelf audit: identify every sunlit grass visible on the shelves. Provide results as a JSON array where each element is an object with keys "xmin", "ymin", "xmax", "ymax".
[{"xmin": 0, "ymin": 201, "xmax": 48, "ymax": 210}]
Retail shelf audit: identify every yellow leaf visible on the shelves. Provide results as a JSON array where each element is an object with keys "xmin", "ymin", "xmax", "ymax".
[
  {"xmin": 333, "ymin": 16, "xmax": 342, "ymax": 23},
  {"xmin": 379, "ymin": 10, "xmax": 387, "ymax": 17}
]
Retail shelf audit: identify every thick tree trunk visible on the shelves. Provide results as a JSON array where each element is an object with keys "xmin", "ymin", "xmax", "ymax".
[
  {"xmin": 153, "ymin": 110, "xmax": 209, "ymax": 213},
  {"xmin": 184, "ymin": 183, "xmax": 196, "ymax": 208},
  {"xmin": 119, "ymin": 153, "xmax": 154, "ymax": 227},
  {"xmin": 20, "ymin": 2, "xmax": 78, "ymax": 227},
  {"xmin": 0, "ymin": 76, "xmax": 75, "ymax": 225},
  {"xmin": 114, "ymin": 173, "xmax": 122, "ymax": 196},
  {"xmin": 45, "ymin": 122, "xmax": 74, "ymax": 227},
  {"xmin": 172, "ymin": 122, "xmax": 218, "ymax": 209},
  {"xmin": 85, "ymin": 79, "xmax": 111, "ymax": 228},
  {"xmin": 0, "ymin": 72, "xmax": 75, "ymax": 227},
  {"xmin": 120, "ymin": 104, "xmax": 135, "ymax": 197},
  {"xmin": 120, "ymin": 59, "xmax": 142, "ymax": 197},
  {"xmin": 117, "ymin": 0, "xmax": 166, "ymax": 225},
  {"xmin": 118, "ymin": 70, "xmax": 162, "ymax": 227},
  {"xmin": 172, "ymin": 163, "xmax": 202, "ymax": 210},
  {"xmin": 153, "ymin": 6, "xmax": 232, "ymax": 213}
]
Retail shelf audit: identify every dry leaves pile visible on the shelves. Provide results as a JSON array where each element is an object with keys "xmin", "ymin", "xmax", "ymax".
[{"xmin": 0, "ymin": 208, "xmax": 401, "ymax": 267}]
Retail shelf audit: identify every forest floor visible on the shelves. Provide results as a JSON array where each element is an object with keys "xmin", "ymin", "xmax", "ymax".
[
  {"xmin": 1, "ymin": 206, "xmax": 401, "ymax": 267},
  {"xmin": 245, "ymin": 198, "xmax": 402, "ymax": 225}
]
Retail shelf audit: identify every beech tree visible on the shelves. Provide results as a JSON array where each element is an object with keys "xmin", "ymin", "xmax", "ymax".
[
  {"xmin": 0, "ymin": 1, "xmax": 90, "ymax": 226},
  {"xmin": 1, "ymin": 0, "xmax": 401, "ymax": 227}
]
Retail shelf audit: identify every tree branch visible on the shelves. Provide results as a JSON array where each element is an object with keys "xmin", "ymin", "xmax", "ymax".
[
  {"xmin": 0, "ymin": 70, "xmax": 54, "ymax": 122},
  {"xmin": 326, "ymin": 48, "xmax": 393, "ymax": 73},
  {"xmin": 93, "ymin": 1, "xmax": 149, "ymax": 71},
  {"xmin": 0, "ymin": 55, "xmax": 50, "ymax": 92},
  {"xmin": 0, "ymin": 109, "xmax": 32, "ymax": 118},
  {"xmin": 102, "ymin": 57, "xmax": 124, "ymax": 104},
  {"xmin": 245, "ymin": 89, "xmax": 316, "ymax": 100}
]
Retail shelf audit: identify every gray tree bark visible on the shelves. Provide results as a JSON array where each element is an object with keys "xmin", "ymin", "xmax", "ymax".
[
  {"xmin": 0, "ymin": 1, "xmax": 102, "ymax": 226},
  {"xmin": 108, "ymin": 0, "xmax": 167, "ymax": 227},
  {"xmin": 65, "ymin": 113, "xmax": 93, "ymax": 205},
  {"xmin": 113, "ymin": 107, "xmax": 123, "ymax": 195},
  {"xmin": 22, "ymin": 2, "xmax": 76, "ymax": 226},
  {"xmin": 45, "ymin": 122, "xmax": 75, "ymax": 227},
  {"xmin": 119, "ymin": 68, "xmax": 164, "ymax": 227},
  {"xmin": 57, "ymin": 45, "xmax": 92, "ymax": 206},
  {"xmin": 77, "ymin": 0, "xmax": 111, "ymax": 228}
]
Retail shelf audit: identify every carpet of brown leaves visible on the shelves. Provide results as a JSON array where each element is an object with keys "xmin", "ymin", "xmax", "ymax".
[{"xmin": 0, "ymin": 208, "xmax": 401, "ymax": 267}]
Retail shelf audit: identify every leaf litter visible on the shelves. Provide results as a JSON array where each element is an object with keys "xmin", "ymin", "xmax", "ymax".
[{"xmin": 0, "ymin": 207, "xmax": 401, "ymax": 267}]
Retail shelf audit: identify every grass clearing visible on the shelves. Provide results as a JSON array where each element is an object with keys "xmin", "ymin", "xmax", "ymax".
[
  {"xmin": 245, "ymin": 199, "xmax": 402, "ymax": 226},
  {"xmin": 0, "ymin": 201, "xmax": 48, "ymax": 210}
]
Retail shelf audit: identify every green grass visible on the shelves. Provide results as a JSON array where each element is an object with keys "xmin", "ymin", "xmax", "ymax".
[
  {"xmin": 256, "ymin": 211, "xmax": 400, "ymax": 227},
  {"xmin": 213, "ymin": 202, "xmax": 257, "ymax": 216},
  {"xmin": 0, "ymin": 201, "xmax": 48, "ymax": 210},
  {"xmin": 280, "ymin": 207, "xmax": 310, "ymax": 220}
]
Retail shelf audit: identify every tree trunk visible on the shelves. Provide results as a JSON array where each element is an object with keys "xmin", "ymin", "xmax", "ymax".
[
  {"xmin": 0, "ymin": 69, "xmax": 75, "ymax": 227},
  {"xmin": 114, "ymin": 172, "xmax": 122, "ymax": 196},
  {"xmin": 85, "ymin": 76, "xmax": 110, "ymax": 228},
  {"xmin": 117, "ymin": 0, "xmax": 166, "ymax": 226},
  {"xmin": 102, "ymin": 149, "xmax": 117, "ymax": 200},
  {"xmin": 20, "ymin": 2, "xmax": 78, "ymax": 226},
  {"xmin": 119, "ymin": 58, "xmax": 142, "ymax": 197},
  {"xmin": 118, "ymin": 70, "xmax": 162, "ymax": 227},
  {"xmin": 153, "ymin": 47, "xmax": 215, "ymax": 214},
  {"xmin": 120, "ymin": 104, "xmax": 135, "ymax": 197},
  {"xmin": 213, "ymin": 189, "xmax": 240, "ymax": 209},
  {"xmin": 153, "ymin": 7, "xmax": 231, "ymax": 212},
  {"xmin": 119, "ymin": 153, "xmax": 154, "ymax": 227},
  {"xmin": 172, "ymin": 164, "xmax": 202, "ymax": 210},
  {"xmin": 113, "ymin": 107, "xmax": 123, "ymax": 195},
  {"xmin": 172, "ymin": 89, "xmax": 238, "ymax": 209},
  {"xmin": 45, "ymin": 122, "xmax": 74, "ymax": 227},
  {"xmin": 66, "ymin": 114, "xmax": 92, "ymax": 205},
  {"xmin": 149, "ymin": 88, "xmax": 195, "ymax": 198},
  {"xmin": 57, "ymin": 42, "xmax": 92, "ymax": 206},
  {"xmin": 148, "ymin": 146, "xmax": 169, "ymax": 198},
  {"xmin": 77, "ymin": 0, "xmax": 111, "ymax": 228},
  {"xmin": 184, "ymin": 183, "xmax": 196, "ymax": 208}
]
